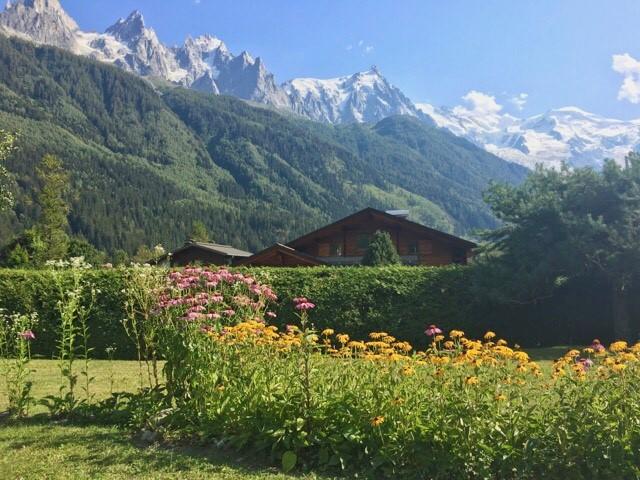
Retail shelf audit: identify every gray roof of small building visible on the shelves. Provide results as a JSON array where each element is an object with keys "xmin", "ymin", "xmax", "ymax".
[{"xmin": 172, "ymin": 241, "xmax": 253, "ymax": 258}]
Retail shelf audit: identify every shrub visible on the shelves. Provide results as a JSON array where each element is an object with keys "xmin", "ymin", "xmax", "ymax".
[
  {"xmin": 361, "ymin": 230, "xmax": 401, "ymax": 266},
  {"xmin": 148, "ymin": 268, "xmax": 640, "ymax": 478}
]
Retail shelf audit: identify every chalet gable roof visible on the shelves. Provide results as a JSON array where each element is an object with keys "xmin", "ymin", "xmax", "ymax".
[
  {"xmin": 171, "ymin": 241, "xmax": 252, "ymax": 258},
  {"xmin": 236, "ymin": 243, "xmax": 327, "ymax": 266},
  {"xmin": 287, "ymin": 208, "xmax": 477, "ymax": 249}
]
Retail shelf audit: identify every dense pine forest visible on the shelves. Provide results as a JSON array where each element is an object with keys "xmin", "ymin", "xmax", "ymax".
[{"xmin": 0, "ymin": 35, "xmax": 527, "ymax": 256}]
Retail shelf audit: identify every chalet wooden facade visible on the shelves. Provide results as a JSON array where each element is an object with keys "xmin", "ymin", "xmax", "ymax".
[{"xmin": 239, "ymin": 208, "xmax": 476, "ymax": 267}]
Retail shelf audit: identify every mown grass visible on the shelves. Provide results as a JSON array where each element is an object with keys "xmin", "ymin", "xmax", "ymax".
[
  {"xmin": 0, "ymin": 420, "xmax": 330, "ymax": 480},
  {"xmin": 0, "ymin": 351, "xmax": 562, "ymax": 479}
]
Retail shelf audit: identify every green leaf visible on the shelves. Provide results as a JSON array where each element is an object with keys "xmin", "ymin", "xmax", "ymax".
[{"xmin": 281, "ymin": 450, "xmax": 297, "ymax": 473}]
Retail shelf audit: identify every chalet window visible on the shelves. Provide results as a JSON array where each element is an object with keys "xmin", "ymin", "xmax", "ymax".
[
  {"xmin": 356, "ymin": 233, "xmax": 370, "ymax": 250},
  {"xmin": 330, "ymin": 242, "xmax": 343, "ymax": 256},
  {"xmin": 407, "ymin": 241, "xmax": 418, "ymax": 255}
]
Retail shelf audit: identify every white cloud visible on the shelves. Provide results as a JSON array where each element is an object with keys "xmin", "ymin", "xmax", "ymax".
[
  {"xmin": 346, "ymin": 40, "xmax": 374, "ymax": 55},
  {"xmin": 510, "ymin": 92, "xmax": 528, "ymax": 111},
  {"xmin": 612, "ymin": 53, "xmax": 640, "ymax": 104}
]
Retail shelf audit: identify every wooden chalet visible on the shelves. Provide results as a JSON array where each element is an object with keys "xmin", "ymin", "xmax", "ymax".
[
  {"xmin": 238, "ymin": 208, "xmax": 476, "ymax": 267},
  {"xmin": 165, "ymin": 240, "xmax": 252, "ymax": 267}
]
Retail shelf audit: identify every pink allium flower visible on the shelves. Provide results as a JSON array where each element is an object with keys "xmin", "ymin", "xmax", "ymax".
[
  {"xmin": 424, "ymin": 325, "xmax": 443, "ymax": 336},
  {"xmin": 19, "ymin": 330, "xmax": 35, "ymax": 341}
]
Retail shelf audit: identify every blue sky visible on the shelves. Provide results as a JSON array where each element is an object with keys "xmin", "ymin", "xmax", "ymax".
[{"xmin": 58, "ymin": 0, "xmax": 640, "ymax": 119}]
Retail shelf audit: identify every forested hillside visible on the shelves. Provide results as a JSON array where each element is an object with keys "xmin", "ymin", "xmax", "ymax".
[{"xmin": 0, "ymin": 35, "xmax": 527, "ymax": 255}]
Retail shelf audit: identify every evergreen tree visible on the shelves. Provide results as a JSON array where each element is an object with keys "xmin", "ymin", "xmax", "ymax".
[
  {"xmin": 6, "ymin": 243, "xmax": 29, "ymax": 268},
  {"xmin": 0, "ymin": 130, "xmax": 16, "ymax": 212},
  {"xmin": 190, "ymin": 220, "xmax": 210, "ymax": 242},
  {"xmin": 361, "ymin": 230, "xmax": 401, "ymax": 266},
  {"xmin": 35, "ymin": 154, "xmax": 70, "ymax": 262}
]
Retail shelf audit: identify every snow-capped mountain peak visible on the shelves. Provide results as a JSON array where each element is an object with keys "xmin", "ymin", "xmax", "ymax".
[
  {"xmin": 419, "ymin": 102, "xmax": 640, "ymax": 169},
  {"xmin": 0, "ymin": 0, "xmax": 78, "ymax": 48},
  {"xmin": 283, "ymin": 66, "xmax": 427, "ymax": 124},
  {"xmin": 105, "ymin": 10, "xmax": 147, "ymax": 43}
]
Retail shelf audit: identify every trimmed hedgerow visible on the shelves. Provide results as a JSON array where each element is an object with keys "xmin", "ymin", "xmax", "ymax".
[
  {"xmin": 243, "ymin": 266, "xmax": 474, "ymax": 351},
  {"xmin": 0, "ymin": 269, "xmax": 131, "ymax": 358},
  {"xmin": 0, "ymin": 266, "xmax": 473, "ymax": 358}
]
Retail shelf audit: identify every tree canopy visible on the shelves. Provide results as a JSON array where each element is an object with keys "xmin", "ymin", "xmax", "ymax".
[
  {"xmin": 475, "ymin": 155, "xmax": 640, "ymax": 339},
  {"xmin": 0, "ymin": 129, "xmax": 16, "ymax": 212}
]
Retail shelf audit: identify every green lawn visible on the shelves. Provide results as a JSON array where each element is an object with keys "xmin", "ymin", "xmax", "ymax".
[
  {"xmin": 0, "ymin": 420, "xmax": 329, "ymax": 480},
  {"xmin": 0, "ymin": 351, "xmax": 566, "ymax": 479}
]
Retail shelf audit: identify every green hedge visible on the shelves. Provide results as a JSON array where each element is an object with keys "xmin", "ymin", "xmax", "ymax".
[
  {"xmin": 0, "ymin": 269, "xmax": 131, "ymax": 358},
  {"xmin": 1, "ymin": 265, "xmax": 621, "ymax": 359},
  {"xmin": 245, "ymin": 266, "xmax": 474, "ymax": 350},
  {"xmin": 0, "ymin": 266, "xmax": 473, "ymax": 358}
]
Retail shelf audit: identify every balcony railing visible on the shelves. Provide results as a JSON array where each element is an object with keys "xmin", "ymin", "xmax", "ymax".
[{"xmin": 320, "ymin": 255, "xmax": 419, "ymax": 265}]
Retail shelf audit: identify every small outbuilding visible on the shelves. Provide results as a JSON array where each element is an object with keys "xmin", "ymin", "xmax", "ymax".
[{"xmin": 165, "ymin": 240, "xmax": 252, "ymax": 267}]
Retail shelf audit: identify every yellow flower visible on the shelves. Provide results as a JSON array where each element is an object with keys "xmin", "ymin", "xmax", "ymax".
[
  {"xmin": 610, "ymin": 341, "xmax": 628, "ymax": 353},
  {"xmin": 391, "ymin": 397, "xmax": 404, "ymax": 406},
  {"xmin": 336, "ymin": 334, "xmax": 350, "ymax": 344},
  {"xmin": 321, "ymin": 328, "xmax": 334, "ymax": 337},
  {"xmin": 465, "ymin": 375, "xmax": 479, "ymax": 385},
  {"xmin": 484, "ymin": 331, "xmax": 496, "ymax": 340},
  {"xmin": 443, "ymin": 341, "xmax": 455, "ymax": 349},
  {"xmin": 369, "ymin": 332, "xmax": 388, "ymax": 340},
  {"xmin": 450, "ymin": 330, "xmax": 465, "ymax": 339},
  {"xmin": 513, "ymin": 351, "xmax": 530, "ymax": 363},
  {"xmin": 566, "ymin": 349, "xmax": 580, "ymax": 358},
  {"xmin": 495, "ymin": 393, "xmax": 507, "ymax": 402},
  {"xmin": 402, "ymin": 366, "xmax": 415, "ymax": 376},
  {"xmin": 612, "ymin": 363, "xmax": 627, "ymax": 372},
  {"xmin": 371, "ymin": 415, "xmax": 385, "ymax": 427},
  {"xmin": 496, "ymin": 339, "xmax": 508, "ymax": 346},
  {"xmin": 347, "ymin": 341, "xmax": 366, "ymax": 350},
  {"xmin": 434, "ymin": 334, "xmax": 445, "ymax": 342}
]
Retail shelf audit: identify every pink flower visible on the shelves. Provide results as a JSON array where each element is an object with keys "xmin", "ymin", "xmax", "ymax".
[
  {"xmin": 266, "ymin": 311, "xmax": 277, "ymax": 318},
  {"xmin": 295, "ymin": 301, "xmax": 315, "ymax": 311},
  {"xmin": 222, "ymin": 309, "xmax": 235, "ymax": 317},
  {"xmin": 578, "ymin": 358, "xmax": 594, "ymax": 370},
  {"xmin": 424, "ymin": 325, "xmax": 442, "ymax": 336},
  {"xmin": 293, "ymin": 296, "xmax": 315, "ymax": 310},
  {"xmin": 19, "ymin": 330, "xmax": 36, "ymax": 341}
]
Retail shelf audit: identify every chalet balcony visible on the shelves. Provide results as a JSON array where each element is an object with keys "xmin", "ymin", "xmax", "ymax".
[{"xmin": 319, "ymin": 255, "xmax": 419, "ymax": 266}]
